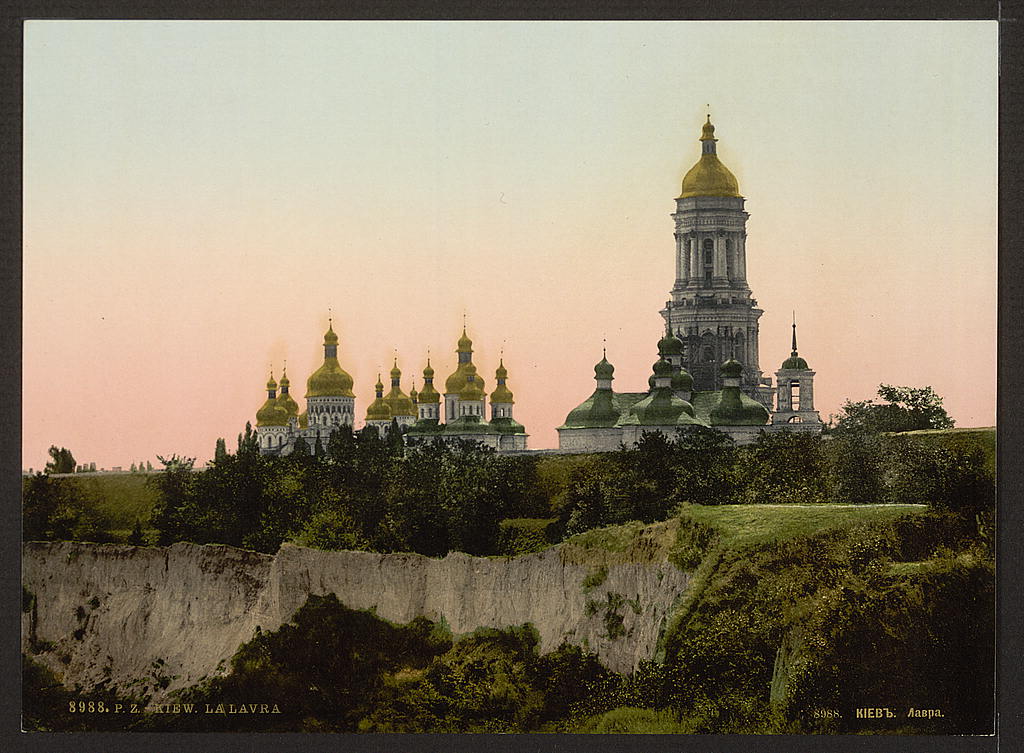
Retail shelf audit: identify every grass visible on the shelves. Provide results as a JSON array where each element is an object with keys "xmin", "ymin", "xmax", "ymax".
[{"xmin": 682, "ymin": 503, "xmax": 927, "ymax": 550}]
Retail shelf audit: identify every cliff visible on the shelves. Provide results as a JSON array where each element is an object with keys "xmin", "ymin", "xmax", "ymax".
[{"xmin": 22, "ymin": 539, "xmax": 690, "ymax": 700}]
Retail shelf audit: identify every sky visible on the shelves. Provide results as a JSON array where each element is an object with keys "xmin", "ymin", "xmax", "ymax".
[{"xmin": 22, "ymin": 20, "xmax": 997, "ymax": 469}]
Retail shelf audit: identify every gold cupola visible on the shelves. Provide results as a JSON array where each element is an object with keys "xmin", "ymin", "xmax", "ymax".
[
  {"xmin": 679, "ymin": 115, "xmax": 741, "ymax": 199},
  {"xmin": 306, "ymin": 321, "xmax": 356, "ymax": 398}
]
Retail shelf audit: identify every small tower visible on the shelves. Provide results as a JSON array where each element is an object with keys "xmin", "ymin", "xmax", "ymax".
[
  {"xmin": 383, "ymin": 358, "xmax": 416, "ymax": 427},
  {"xmin": 256, "ymin": 368, "xmax": 289, "ymax": 454},
  {"xmin": 444, "ymin": 328, "xmax": 478, "ymax": 422},
  {"xmin": 407, "ymin": 359, "xmax": 445, "ymax": 441},
  {"xmin": 489, "ymin": 359, "xmax": 528, "ymax": 450},
  {"xmin": 365, "ymin": 374, "xmax": 392, "ymax": 432},
  {"xmin": 276, "ymin": 363, "xmax": 300, "ymax": 431},
  {"xmin": 773, "ymin": 319, "xmax": 822, "ymax": 429},
  {"xmin": 417, "ymin": 359, "xmax": 441, "ymax": 422},
  {"xmin": 665, "ymin": 116, "xmax": 772, "ymax": 405},
  {"xmin": 305, "ymin": 318, "xmax": 356, "ymax": 430}
]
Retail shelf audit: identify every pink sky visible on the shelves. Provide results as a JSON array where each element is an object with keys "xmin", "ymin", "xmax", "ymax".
[{"xmin": 23, "ymin": 21, "xmax": 997, "ymax": 469}]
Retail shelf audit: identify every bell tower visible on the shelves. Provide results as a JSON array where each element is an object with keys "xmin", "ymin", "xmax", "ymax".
[{"xmin": 662, "ymin": 116, "xmax": 773, "ymax": 407}]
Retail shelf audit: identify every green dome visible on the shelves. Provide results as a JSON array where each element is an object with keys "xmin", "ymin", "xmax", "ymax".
[
  {"xmin": 562, "ymin": 389, "xmax": 620, "ymax": 429},
  {"xmin": 495, "ymin": 360, "xmax": 508, "ymax": 380},
  {"xmin": 709, "ymin": 387, "xmax": 769, "ymax": 426},
  {"xmin": 385, "ymin": 388, "xmax": 416, "ymax": 417},
  {"xmin": 594, "ymin": 355, "xmax": 614, "ymax": 380},
  {"xmin": 457, "ymin": 328, "xmax": 473, "ymax": 353},
  {"xmin": 621, "ymin": 388, "xmax": 688, "ymax": 426},
  {"xmin": 423, "ymin": 360, "xmax": 435, "ymax": 379},
  {"xmin": 782, "ymin": 355, "xmax": 809, "ymax": 370},
  {"xmin": 721, "ymin": 359, "xmax": 743, "ymax": 379},
  {"xmin": 653, "ymin": 358, "xmax": 673, "ymax": 377},
  {"xmin": 491, "ymin": 416, "xmax": 526, "ymax": 435},
  {"xmin": 266, "ymin": 374, "xmax": 278, "ymax": 391},
  {"xmin": 671, "ymin": 369, "xmax": 694, "ymax": 392},
  {"xmin": 657, "ymin": 331, "xmax": 684, "ymax": 356},
  {"xmin": 418, "ymin": 381, "xmax": 440, "ymax": 404},
  {"xmin": 256, "ymin": 397, "xmax": 289, "ymax": 427}
]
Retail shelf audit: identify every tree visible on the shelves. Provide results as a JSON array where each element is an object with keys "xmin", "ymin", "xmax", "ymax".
[
  {"xmin": 833, "ymin": 384, "xmax": 954, "ymax": 435},
  {"xmin": 214, "ymin": 437, "xmax": 228, "ymax": 463},
  {"xmin": 44, "ymin": 446, "xmax": 76, "ymax": 474},
  {"xmin": 291, "ymin": 435, "xmax": 311, "ymax": 457}
]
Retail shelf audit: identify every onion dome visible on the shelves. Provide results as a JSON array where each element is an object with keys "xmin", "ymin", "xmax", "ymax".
[
  {"xmin": 256, "ymin": 371, "xmax": 289, "ymax": 427},
  {"xmin": 721, "ymin": 359, "xmax": 744, "ymax": 379},
  {"xmin": 384, "ymin": 360, "xmax": 416, "ymax": 417},
  {"xmin": 409, "ymin": 384, "xmax": 418, "ymax": 404},
  {"xmin": 781, "ymin": 321, "xmax": 810, "ymax": 370},
  {"xmin": 459, "ymin": 363, "xmax": 486, "ymax": 401},
  {"xmin": 256, "ymin": 398, "xmax": 289, "ymax": 427},
  {"xmin": 490, "ymin": 359, "xmax": 514, "ymax": 404},
  {"xmin": 457, "ymin": 328, "xmax": 473, "ymax": 353},
  {"xmin": 709, "ymin": 388, "xmax": 770, "ymax": 426},
  {"xmin": 365, "ymin": 375, "xmax": 392, "ymax": 422},
  {"xmin": 679, "ymin": 116, "xmax": 741, "ymax": 199},
  {"xmin": 306, "ymin": 323, "xmax": 356, "ymax": 398},
  {"xmin": 276, "ymin": 367, "xmax": 300, "ymax": 419},
  {"xmin": 653, "ymin": 358, "xmax": 674, "ymax": 377},
  {"xmin": 622, "ymin": 389, "xmax": 688, "ymax": 426},
  {"xmin": 594, "ymin": 353, "xmax": 615, "ymax": 381},
  {"xmin": 418, "ymin": 360, "xmax": 441, "ymax": 404},
  {"xmin": 671, "ymin": 369, "xmax": 694, "ymax": 392},
  {"xmin": 445, "ymin": 364, "xmax": 467, "ymax": 394},
  {"xmin": 657, "ymin": 330, "xmax": 684, "ymax": 357},
  {"xmin": 648, "ymin": 374, "xmax": 657, "ymax": 389}
]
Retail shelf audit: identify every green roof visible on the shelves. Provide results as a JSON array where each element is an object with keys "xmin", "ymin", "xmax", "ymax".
[
  {"xmin": 445, "ymin": 415, "xmax": 494, "ymax": 434},
  {"xmin": 781, "ymin": 355, "xmax": 809, "ymax": 370},
  {"xmin": 490, "ymin": 416, "xmax": 527, "ymax": 434},
  {"xmin": 561, "ymin": 389, "xmax": 770, "ymax": 431},
  {"xmin": 709, "ymin": 386, "xmax": 770, "ymax": 426},
  {"xmin": 406, "ymin": 418, "xmax": 445, "ymax": 436}
]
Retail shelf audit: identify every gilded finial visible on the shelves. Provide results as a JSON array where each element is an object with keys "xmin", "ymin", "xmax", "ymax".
[{"xmin": 792, "ymin": 312, "xmax": 799, "ymax": 356}]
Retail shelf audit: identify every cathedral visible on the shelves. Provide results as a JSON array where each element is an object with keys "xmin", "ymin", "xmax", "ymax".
[
  {"xmin": 558, "ymin": 116, "xmax": 823, "ymax": 450},
  {"xmin": 254, "ymin": 324, "xmax": 528, "ymax": 455}
]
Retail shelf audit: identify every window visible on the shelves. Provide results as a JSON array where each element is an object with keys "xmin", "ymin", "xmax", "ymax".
[
  {"xmin": 788, "ymin": 415, "xmax": 803, "ymax": 423},
  {"xmin": 790, "ymin": 380, "xmax": 801, "ymax": 411},
  {"xmin": 703, "ymin": 346, "xmax": 714, "ymax": 362}
]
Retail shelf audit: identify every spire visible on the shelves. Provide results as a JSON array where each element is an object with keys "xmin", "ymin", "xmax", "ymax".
[
  {"xmin": 792, "ymin": 311, "xmax": 799, "ymax": 356},
  {"xmin": 700, "ymin": 113, "xmax": 718, "ymax": 153},
  {"xmin": 375, "ymin": 373, "xmax": 383, "ymax": 397}
]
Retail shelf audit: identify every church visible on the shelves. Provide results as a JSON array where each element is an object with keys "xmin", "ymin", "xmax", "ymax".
[
  {"xmin": 558, "ymin": 116, "xmax": 823, "ymax": 450},
  {"xmin": 253, "ymin": 324, "xmax": 528, "ymax": 455}
]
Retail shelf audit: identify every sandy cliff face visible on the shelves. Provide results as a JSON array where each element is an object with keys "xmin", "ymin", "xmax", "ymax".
[{"xmin": 22, "ymin": 541, "xmax": 690, "ymax": 700}]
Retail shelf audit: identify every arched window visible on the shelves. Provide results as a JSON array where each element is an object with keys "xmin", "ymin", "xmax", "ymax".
[
  {"xmin": 788, "ymin": 415, "xmax": 803, "ymax": 423},
  {"xmin": 790, "ymin": 380, "xmax": 801, "ymax": 411}
]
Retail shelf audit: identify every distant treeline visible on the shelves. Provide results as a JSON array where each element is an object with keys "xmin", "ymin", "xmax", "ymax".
[{"xmin": 22, "ymin": 420, "xmax": 991, "ymax": 556}]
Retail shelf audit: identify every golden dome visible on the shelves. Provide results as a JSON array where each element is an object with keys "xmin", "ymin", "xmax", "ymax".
[
  {"xmin": 418, "ymin": 380, "xmax": 440, "ymax": 404},
  {"xmin": 457, "ymin": 328, "xmax": 473, "ymax": 353},
  {"xmin": 256, "ymin": 397, "xmax": 289, "ymax": 427},
  {"xmin": 266, "ymin": 373, "xmax": 278, "ymax": 391},
  {"xmin": 491, "ymin": 359, "xmax": 513, "ymax": 404},
  {"xmin": 365, "ymin": 395, "xmax": 392, "ymax": 422},
  {"xmin": 385, "ymin": 386, "xmax": 416, "ymax": 417},
  {"xmin": 277, "ymin": 392, "xmax": 299, "ymax": 419},
  {"xmin": 445, "ymin": 363, "xmax": 467, "ymax": 394},
  {"xmin": 679, "ymin": 116, "xmax": 741, "ymax": 199},
  {"xmin": 306, "ymin": 359, "xmax": 355, "ymax": 398},
  {"xmin": 459, "ymin": 363, "xmax": 486, "ymax": 401}
]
